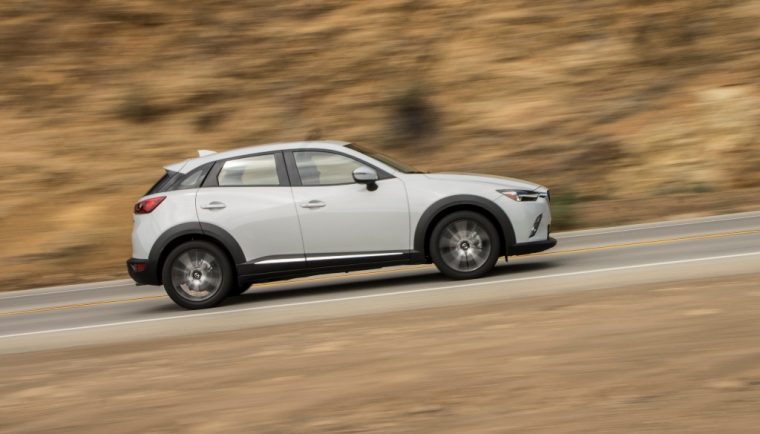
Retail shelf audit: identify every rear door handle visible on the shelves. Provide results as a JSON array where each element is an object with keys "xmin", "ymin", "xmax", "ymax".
[
  {"xmin": 300, "ymin": 200, "xmax": 326, "ymax": 209},
  {"xmin": 200, "ymin": 201, "xmax": 226, "ymax": 210}
]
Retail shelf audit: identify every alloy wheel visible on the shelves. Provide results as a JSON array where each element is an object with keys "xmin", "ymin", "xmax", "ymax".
[
  {"xmin": 438, "ymin": 219, "xmax": 492, "ymax": 272},
  {"xmin": 170, "ymin": 248, "xmax": 223, "ymax": 301}
]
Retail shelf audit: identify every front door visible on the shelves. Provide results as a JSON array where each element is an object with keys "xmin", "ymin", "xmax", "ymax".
[{"xmin": 287, "ymin": 150, "xmax": 410, "ymax": 264}]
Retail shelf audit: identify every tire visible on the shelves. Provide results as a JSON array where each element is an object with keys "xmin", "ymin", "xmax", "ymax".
[
  {"xmin": 429, "ymin": 211, "xmax": 501, "ymax": 280},
  {"xmin": 161, "ymin": 240, "xmax": 234, "ymax": 309}
]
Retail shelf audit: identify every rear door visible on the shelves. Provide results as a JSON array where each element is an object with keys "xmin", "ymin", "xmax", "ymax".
[{"xmin": 195, "ymin": 152, "xmax": 305, "ymax": 272}]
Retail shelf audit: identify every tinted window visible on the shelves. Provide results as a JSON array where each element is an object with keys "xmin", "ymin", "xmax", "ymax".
[
  {"xmin": 218, "ymin": 154, "xmax": 280, "ymax": 186},
  {"xmin": 174, "ymin": 166, "xmax": 208, "ymax": 190},
  {"xmin": 294, "ymin": 151, "xmax": 363, "ymax": 186},
  {"xmin": 146, "ymin": 171, "xmax": 181, "ymax": 195}
]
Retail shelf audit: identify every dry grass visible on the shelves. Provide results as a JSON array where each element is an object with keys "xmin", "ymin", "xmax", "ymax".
[{"xmin": 1, "ymin": 0, "xmax": 759, "ymax": 289}]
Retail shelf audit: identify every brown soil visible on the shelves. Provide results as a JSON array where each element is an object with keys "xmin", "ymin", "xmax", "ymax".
[
  {"xmin": 1, "ymin": 0, "xmax": 759, "ymax": 289},
  {"xmin": 2, "ymin": 274, "xmax": 760, "ymax": 433}
]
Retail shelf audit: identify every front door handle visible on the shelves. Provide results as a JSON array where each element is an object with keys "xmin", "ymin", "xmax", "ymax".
[
  {"xmin": 300, "ymin": 200, "xmax": 326, "ymax": 209},
  {"xmin": 200, "ymin": 201, "xmax": 226, "ymax": 210}
]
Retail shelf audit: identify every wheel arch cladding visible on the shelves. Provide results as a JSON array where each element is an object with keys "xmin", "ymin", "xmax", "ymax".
[
  {"xmin": 414, "ymin": 195, "xmax": 516, "ymax": 260},
  {"xmin": 149, "ymin": 222, "xmax": 245, "ymax": 284}
]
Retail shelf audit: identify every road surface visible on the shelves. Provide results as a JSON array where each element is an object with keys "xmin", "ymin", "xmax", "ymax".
[{"xmin": 2, "ymin": 211, "xmax": 759, "ymax": 354}]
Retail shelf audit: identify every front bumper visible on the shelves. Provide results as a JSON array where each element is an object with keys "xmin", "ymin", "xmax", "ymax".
[
  {"xmin": 510, "ymin": 237, "xmax": 557, "ymax": 256},
  {"xmin": 127, "ymin": 258, "xmax": 160, "ymax": 285}
]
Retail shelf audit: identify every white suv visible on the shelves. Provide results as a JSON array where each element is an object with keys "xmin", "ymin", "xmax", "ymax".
[{"xmin": 128, "ymin": 140, "xmax": 555, "ymax": 309}]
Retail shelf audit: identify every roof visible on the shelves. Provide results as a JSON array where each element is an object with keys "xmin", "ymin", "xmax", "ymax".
[{"xmin": 164, "ymin": 140, "xmax": 352, "ymax": 173}]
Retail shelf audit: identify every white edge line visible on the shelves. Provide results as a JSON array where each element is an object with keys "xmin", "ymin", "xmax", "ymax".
[{"xmin": 2, "ymin": 250, "xmax": 759, "ymax": 340}]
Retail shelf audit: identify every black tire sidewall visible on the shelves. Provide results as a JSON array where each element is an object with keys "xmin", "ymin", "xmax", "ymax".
[
  {"xmin": 429, "ymin": 211, "xmax": 501, "ymax": 280},
  {"xmin": 161, "ymin": 240, "xmax": 234, "ymax": 309}
]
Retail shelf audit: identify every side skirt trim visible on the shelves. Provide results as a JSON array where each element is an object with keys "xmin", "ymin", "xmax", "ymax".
[
  {"xmin": 252, "ymin": 251, "xmax": 406, "ymax": 265},
  {"xmin": 238, "ymin": 251, "xmax": 419, "ymax": 284},
  {"xmin": 307, "ymin": 252, "xmax": 404, "ymax": 261},
  {"xmin": 254, "ymin": 257, "xmax": 306, "ymax": 265}
]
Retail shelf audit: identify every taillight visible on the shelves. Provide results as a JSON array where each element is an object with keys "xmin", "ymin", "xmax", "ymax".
[{"xmin": 134, "ymin": 196, "xmax": 166, "ymax": 214}]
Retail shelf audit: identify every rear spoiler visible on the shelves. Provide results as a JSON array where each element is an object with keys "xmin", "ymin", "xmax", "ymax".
[
  {"xmin": 198, "ymin": 150, "xmax": 216, "ymax": 157},
  {"xmin": 163, "ymin": 160, "xmax": 187, "ymax": 173}
]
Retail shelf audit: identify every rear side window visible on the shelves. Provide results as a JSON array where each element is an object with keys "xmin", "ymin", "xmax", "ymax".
[
  {"xmin": 146, "ymin": 171, "xmax": 181, "ymax": 195},
  {"xmin": 218, "ymin": 154, "xmax": 281, "ymax": 186}
]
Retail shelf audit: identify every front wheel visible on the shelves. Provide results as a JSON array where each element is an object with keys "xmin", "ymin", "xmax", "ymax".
[
  {"xmin": 162, "ymin": 241, "xmax": 234, "ymax": 309},
  {"xmin": 429, "ymin": 211, "xmax": 501, "ymax": 280}
]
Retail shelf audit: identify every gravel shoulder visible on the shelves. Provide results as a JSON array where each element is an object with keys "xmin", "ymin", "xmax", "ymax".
[{"xmin": 2, "ymin": 274, "xmax": 760, "ymax": 433}]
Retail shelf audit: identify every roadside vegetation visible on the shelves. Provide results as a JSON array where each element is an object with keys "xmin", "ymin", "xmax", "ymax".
[{"xmin": 1, "ymin": 0, "xmax": 759, "ymax": 289}]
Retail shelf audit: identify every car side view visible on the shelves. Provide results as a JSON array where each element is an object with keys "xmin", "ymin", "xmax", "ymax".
[{"xmin": 127, "ymin": 140, "xmax": 556, "ymax": 309}]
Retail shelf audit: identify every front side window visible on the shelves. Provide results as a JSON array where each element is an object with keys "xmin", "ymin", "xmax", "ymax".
[
  {"xmin": 218, "ymin": 154, "xmax": 280, "ymax": 186},
  {"xmin": 294, "ymin": 151, "xmax": 363, "ymax": 186}
]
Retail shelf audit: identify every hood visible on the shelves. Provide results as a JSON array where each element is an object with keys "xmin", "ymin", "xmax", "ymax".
[{"xmin": 424, "ymin": 172, "xmax": 544, "ymax": 192}]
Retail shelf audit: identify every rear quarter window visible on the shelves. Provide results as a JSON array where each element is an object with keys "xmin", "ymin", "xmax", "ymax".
[
  {"xmin": 146, "ymin": 172, "xmax": 181, "ymax": 195},
  {"xmin": 145, "ymin": 163, "xmax": 212, "ymax": 195},
  {"xmin": 173, "ymin": 164, "xmax": 212, "ymax": 190}
]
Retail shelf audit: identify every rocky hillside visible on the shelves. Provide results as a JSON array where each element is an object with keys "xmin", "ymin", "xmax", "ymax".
[{"xmin": 1, "ymin": 0, "xmax": 759, "ymax": 288}]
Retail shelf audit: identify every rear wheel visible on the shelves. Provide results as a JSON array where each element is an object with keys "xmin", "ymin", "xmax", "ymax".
[
  {"xmin": 429, "ymin": 211, "xmax": 501, "ymax": 280},
  {"xmin": 162, "ymin": 241, "xmax": 234, "ymax": 309}
]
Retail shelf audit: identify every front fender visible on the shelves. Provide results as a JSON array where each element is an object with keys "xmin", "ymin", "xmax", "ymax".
[{"xmin": 412, "ymin": 195, "xmax": 516, "ymax": 257}]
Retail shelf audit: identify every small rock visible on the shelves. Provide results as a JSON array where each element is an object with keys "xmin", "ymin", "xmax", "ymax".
[
  {"xmin": 684, "ymin": 308, "xmax": 721, "ymax": 316},
  {"xmin": 707, "ymin": 379, "xmax": 747, "ymax": 390},
  {"xmin": 408, "ymin": 404, "xmax": 445, "ymax": 415}
]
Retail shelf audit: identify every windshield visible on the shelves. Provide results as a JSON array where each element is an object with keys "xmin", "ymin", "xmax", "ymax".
[{"xmin": 346, "ymin": 144, "xmax": 424, "ymax": 174}]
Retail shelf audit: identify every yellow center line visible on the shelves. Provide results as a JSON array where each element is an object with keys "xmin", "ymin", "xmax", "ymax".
[
  {"xmin": 0, "ymin": 295, "xmax": 167, "ymax": 317},
  {"xmin": 3, "ymin": 228, "xmax": 759, "ymax": 317},
  {"xmin": 0, "ymin": 267, "xmax": 434, "ymax": 318},
  {"xmin": 530, "ymin": 228, "xmax": 760, "ymax": 257},
  {"xmin": 252, "ymin": 264, "xmax": 433, "ymax": 288}
]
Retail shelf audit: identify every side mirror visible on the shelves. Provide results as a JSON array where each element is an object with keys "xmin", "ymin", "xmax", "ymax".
[{"xmin": 353, "ymin": 166, "xmax": 379, "ymax": 191}]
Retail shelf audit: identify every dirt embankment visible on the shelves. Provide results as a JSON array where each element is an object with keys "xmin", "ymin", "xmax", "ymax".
[
  {"xmin": 1, "ymin": 0, "xmax": 759, "ymax": 289},
  {"xmin": 2, "ymin": 273, "xmax": 760, "ymax": 433}
]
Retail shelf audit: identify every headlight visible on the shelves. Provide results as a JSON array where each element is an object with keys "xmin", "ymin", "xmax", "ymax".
[{"xmin": 497, "ymin": 189, "xmax": 547, "ymax": 202}]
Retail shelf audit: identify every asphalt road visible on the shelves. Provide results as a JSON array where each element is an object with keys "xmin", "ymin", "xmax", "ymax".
[{"xmin": 2, "ymin": 211, "xmax": 760, "ymax": 355}]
